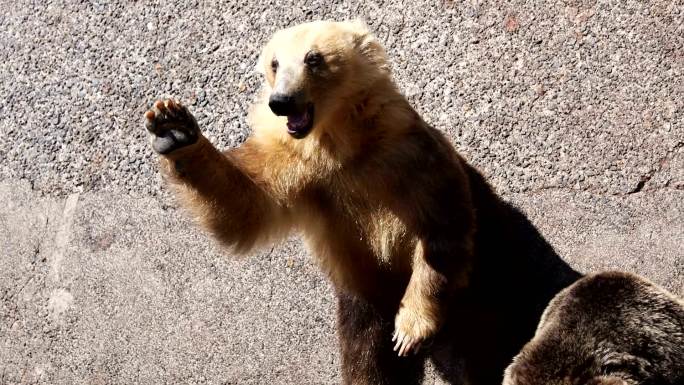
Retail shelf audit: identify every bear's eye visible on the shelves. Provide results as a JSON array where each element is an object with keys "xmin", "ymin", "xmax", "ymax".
[
  {"xmin": 304, "ymin": 51, "xmax": 324, "ymax": 67},
  {"xmin": 270, "ymin": 58, "xmax": 279, "ymax": 73}
]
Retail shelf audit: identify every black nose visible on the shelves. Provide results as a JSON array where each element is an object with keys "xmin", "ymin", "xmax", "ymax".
[{"xmin": 268, "ymin": 94, "xmax": 298, "ymax": 116}]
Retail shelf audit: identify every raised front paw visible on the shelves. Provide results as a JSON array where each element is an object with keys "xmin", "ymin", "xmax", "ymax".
[
  {"xmin": 144, "ymin": 99, "xmax": 200, "ymax": 154},
  {"xmin": 392, "ymin": 304, "xmax": 439, "ymax": 357}
]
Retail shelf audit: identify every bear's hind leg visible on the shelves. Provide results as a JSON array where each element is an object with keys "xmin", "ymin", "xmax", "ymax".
[{"xmin": 337, "ymin": 292, "xmax": 425, "ymax": 385}]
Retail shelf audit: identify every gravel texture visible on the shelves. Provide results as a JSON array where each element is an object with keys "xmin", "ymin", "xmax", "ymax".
[
  {"xmin": 0, "ymin": 0, "xmax": 682, "ymax": 384},
  {"xmin": 1, "ymin": 0, "xmax": 681, "ymax": 197}
]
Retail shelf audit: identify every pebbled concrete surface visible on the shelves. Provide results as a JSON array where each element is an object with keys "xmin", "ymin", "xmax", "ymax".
[{"xmin": 0, "ymin": 0, "xmax": 682, "ymax": 384}]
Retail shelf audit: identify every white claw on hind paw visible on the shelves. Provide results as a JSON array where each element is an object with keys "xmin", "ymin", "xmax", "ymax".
[
  {"xmin": 392, "ymin": 329, "xmax": 421, "ymax": 357},
  {"xmin": 392, "ymin": 305, "xmax": 437, "ymax": 357}
]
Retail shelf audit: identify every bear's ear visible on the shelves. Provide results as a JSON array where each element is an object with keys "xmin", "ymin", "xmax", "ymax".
[
  {"xmin": 347, "ymin": 19, "xmax": 370, "ymax": 35},
  {"xmin": 347, "ymin": 19, "xmax": 373, "ymax": 49},
  {"xmin": 347, "ymin": 20, "xmax": 390, "ymax": 74}
]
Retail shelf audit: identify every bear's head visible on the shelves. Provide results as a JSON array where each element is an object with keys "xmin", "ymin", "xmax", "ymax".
[{"xmin": 256, "ymin": 20, "xmax": 389, "ymax": 139}]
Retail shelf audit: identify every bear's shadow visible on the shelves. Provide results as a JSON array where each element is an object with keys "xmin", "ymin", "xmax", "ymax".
[{"xmin": 428, "ymin": 165, "xmax": 582, "ymax": 384}]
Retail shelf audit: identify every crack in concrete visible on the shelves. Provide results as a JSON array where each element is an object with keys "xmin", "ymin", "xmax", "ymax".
[
  {"xmin": 524, "ymin": 183, "xmax": 683, "ymax": 197},
  {"xmin": 523, "ymin": 142, "xmax": 684, "ymax": 197},
  {"xmin": 627, "ymin": 141, "xmax": 683, "ymax": 195}
]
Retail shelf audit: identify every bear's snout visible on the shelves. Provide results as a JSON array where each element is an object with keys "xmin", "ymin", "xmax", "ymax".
[{"xmin": 269, "ymin": 93, "xmax": 300, "ymax": 116}]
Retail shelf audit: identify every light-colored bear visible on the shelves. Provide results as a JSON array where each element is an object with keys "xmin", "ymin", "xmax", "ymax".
[{"xmin": 144, "ymin": 20, "xmax": 581, "ymax": 385}]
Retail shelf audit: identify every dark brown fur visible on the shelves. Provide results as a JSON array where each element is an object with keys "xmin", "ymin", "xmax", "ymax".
[{"xmin": 504, "ymin": 272, "xmax": 684, "ymax": 385}]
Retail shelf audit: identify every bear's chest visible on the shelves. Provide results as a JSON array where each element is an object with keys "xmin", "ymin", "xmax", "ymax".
[{"xmin": 297, "ymin": 185, "xmax": 415, "ymax": 268}]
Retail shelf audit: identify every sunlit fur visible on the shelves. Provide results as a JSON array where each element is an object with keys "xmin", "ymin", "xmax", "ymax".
[{"xmin": 153, "ymin": 21, "xmax": 579, "ymax": 384}]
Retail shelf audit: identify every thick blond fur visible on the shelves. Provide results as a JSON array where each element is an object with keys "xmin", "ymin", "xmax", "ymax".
[{"xmin": 154, "ymin": 20, "xmax": 478, "ymax": 380}]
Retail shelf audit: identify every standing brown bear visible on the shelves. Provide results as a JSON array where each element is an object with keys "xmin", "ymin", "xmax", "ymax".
[{"xmin": 144, "ymin": 20, "xmax": 580, "ymax": 385}]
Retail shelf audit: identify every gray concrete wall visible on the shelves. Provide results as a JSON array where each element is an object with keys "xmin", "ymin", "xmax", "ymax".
[{"xmin": 0, "ymin": 1, "xmax": 681, "ymax": 384}]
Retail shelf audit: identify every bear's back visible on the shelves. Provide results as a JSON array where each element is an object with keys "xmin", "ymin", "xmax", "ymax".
[{"xmin": 538, "ymin": 271, "xmax": 684, "ymax": 383}]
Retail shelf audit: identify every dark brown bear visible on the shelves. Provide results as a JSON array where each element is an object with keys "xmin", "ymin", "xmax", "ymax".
[{"xmin": 504, "ymin": 272, "xmax": 684, "ymax": 385}]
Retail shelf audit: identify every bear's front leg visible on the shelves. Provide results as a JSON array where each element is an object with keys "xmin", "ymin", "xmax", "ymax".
[
  {"xmin": 143, "ymin": 99, "xmax": 291, "ymax": 253},
  {"xmin": 393, "ymin": 239, "xmax": 472, "ymax": 357}
]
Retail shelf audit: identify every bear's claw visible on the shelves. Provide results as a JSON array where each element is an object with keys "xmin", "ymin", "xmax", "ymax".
[
  {"xmin": 392, "ymin": 330, "xmax": 421, "ymax": 357},
  {"xmin": 392, "ymin": 304, "xmax": 437, "ymax": 357},
  {"xmin": 144, "ymin": 99, "xmax": 200, "ymax": 154}
]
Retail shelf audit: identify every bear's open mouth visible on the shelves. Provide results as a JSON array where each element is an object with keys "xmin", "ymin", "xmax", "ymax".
[{"xmin": 286, "ymin": 103, "xmax": 314, "ymax": 139}]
